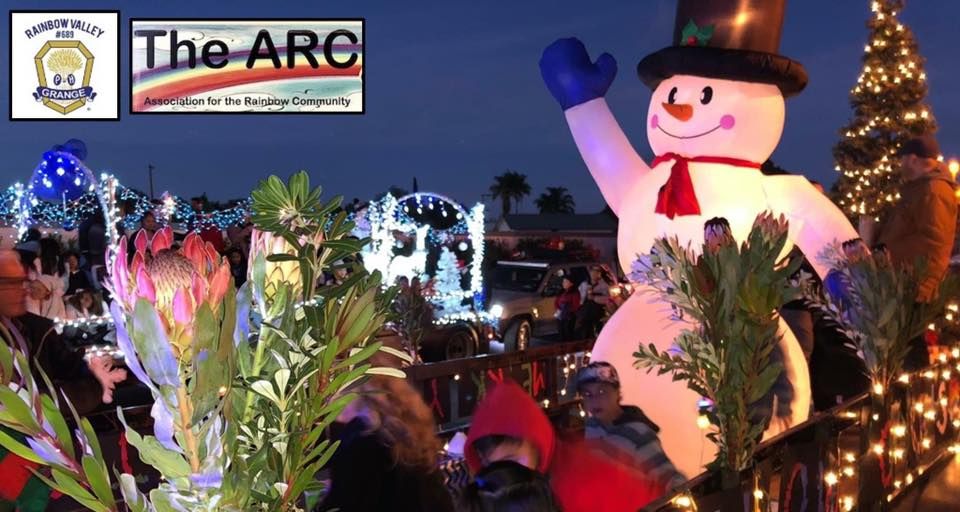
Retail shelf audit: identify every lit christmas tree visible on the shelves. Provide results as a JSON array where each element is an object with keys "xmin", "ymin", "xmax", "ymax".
[
  {"xmin": 832, "ymin": 0, "xmax": 937, "ymax": 220},
  {"xmin": 433, "ymin": 246, "xmax": 466, "ymax": 315}
]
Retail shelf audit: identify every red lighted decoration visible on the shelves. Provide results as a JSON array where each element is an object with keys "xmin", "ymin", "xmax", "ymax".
[{"xmin": 428, "ymin": 378, "xmax": 445, "ymax": 420}]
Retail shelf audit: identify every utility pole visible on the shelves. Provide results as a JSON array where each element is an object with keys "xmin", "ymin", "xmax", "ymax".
[{"xmin": 148, "ymin": 164, "xmax": 155, "ymax": 199}]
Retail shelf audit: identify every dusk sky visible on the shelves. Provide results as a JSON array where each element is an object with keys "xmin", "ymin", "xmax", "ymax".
[{"xmin": 2, "ymin": 0, "xmax": 959, "ymax": 215}]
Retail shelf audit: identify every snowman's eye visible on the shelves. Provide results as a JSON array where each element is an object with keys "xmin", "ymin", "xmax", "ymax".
[
  {"xmin": 700, "ymin": 86, "xmax": 714, "ymax": 105},
  {"xmin": 667, "ymin": 87, "xmax": 678, "ymax": 104}
]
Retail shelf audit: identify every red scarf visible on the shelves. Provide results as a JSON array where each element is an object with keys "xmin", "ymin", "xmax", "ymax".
[{"xmin": 651, "ymin": 153, "xmax": 763, "ymax": 219}]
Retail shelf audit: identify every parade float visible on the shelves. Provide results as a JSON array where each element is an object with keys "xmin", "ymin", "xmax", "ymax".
[
  {"xmin": 539, "ymin": 0, "xmax": 860, "ymax": 477},
  {"xmin": 354, "ymin": 192, "xmax": 500, "ymax": 361}
]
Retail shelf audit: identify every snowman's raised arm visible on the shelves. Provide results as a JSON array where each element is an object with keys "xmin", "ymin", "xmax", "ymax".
[
  {"xmin": 762, "ymin": 175, "xmax": 858, "ymax": 279},
  {"xmin": 564, "ymin": 98, "xmax": 651, "ymax": 216}
]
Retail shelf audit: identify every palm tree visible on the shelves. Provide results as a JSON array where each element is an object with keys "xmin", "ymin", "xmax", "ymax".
[
  {"xmin": 489, "ymin": 171, "xmax": 531, "ymax": 218},
  {"xmin": 535, "ymin": 187, "xmax": 576, "ymax": 214}
]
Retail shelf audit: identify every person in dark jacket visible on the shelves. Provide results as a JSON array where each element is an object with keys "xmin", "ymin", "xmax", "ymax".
[
  {"xmin": 318, "ymin": 375, "xmax": 453, "ymax": 512},
  {"xmin": 0, "ymin": 249, "xmax": 128, "ymax": 414},
  {"xmin": 554, "ymin": 276, "xmax": 580, "ymax": 341},
  {"xmin": 226, "ymin": 247, "xmax": 247, "ymax": 288},
  {"xmin": 63, "ymin": 251, "xmax": 93, "ymax": 296}
]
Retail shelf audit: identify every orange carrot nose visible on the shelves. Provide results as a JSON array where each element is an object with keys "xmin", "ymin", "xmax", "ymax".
[{"xmin": 662, "ymin": 102, "xmax": 694, "ymax": 122}]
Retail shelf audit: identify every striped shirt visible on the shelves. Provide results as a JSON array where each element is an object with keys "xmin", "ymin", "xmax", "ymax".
[{"xmin": 584, "ymin": 406, "xmax": 687, "ymax": 491}]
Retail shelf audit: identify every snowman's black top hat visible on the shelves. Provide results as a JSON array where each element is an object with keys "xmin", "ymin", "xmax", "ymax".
[{"xmin": 636, "ymin": 0, "xmax": 808, "ymax": 97}]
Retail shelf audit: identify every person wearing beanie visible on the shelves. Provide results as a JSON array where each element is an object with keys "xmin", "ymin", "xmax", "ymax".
[
  {"xmin": 862, "ymin": 133, "xmax": 958, "ymax": 303},
  {"xmin": 576, "ymin": 361, "xmax": 687, "ymax": 492}
]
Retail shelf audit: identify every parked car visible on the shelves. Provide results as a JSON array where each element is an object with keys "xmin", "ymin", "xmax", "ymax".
[
  {"xmin": 420, "ymin": 317, "xmax": 498, "ymax": 362},
  {"xmin": 488, "ymin": 260, "xmax": 627, "ymax": 350}
]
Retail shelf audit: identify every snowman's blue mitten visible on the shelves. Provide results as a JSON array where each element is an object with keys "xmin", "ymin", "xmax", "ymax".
[
  {"xmin": 539, "ymin": 38, "xmax": 617, "ymax": 110},
  {"xmin": 824, "ymin": 270, "xmax": 851, "ymax": 309}
]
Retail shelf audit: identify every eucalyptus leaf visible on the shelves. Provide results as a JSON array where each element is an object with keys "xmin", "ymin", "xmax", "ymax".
[
  {"xmin": 117, "ymin": 472, "xmax": 149, "ymax": 512},
  {"xmin": 365, "ymin": 367, "xmax": 407, "ymax": 379},
  {"xmin": 0, "ymin": 429, "xmax": 44, "ymax": 464},
  {"xmin": 251, "ymin": 380, "xmax": 281, "ymax": 405},
  {"xmin": 40, "ymin": 394, "xmax": 75, "ymax": 460},
  {"xmin": 0, "ymin": 386, "xmax": 41, "ymax": 433},
  {"xmin": 82, "ymin": 454, "xmax": 115, "ymax": 505},
  {"xmin": 274, "ymin": 368, "xmax": 292, "ymax": 395}
]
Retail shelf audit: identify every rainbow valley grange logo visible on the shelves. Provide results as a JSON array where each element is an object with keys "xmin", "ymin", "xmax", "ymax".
[{"xmin": 24, "ymin": 17, "xmax": 106, "ymax": 114}]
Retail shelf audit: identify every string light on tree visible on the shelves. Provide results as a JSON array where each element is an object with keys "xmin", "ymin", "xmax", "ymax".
[
  {"xmin": 98, "ymin": 173, "xmax": 121, "ymax": 271},
  {"xmin": 832, "ymin": 0, "xmax": 937, "ymax": 220},
  {"xmin": 434, "ymin": 246, "xmax": 468, "ymax": 315}
]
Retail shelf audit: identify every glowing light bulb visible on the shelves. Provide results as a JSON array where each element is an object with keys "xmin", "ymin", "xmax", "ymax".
[
  {"xmin": 842, "ymin": 496, "xmax": 855, "ymax": 511},
  {"xmin": 843, "ymin": 466, "xmax": 855, "ymax": 477},
  {"xmin": 873, "ymin": 383, "xmax": 884, "ymax": 395},
  {"xmin": 697, "ymin": 415, "xmax": 710, "ymax": 430},
  {"xmin": 892, "ymin": 425, "xmax": 906, "ymax": 437},
  {"xmin": 873, "ymin": 443, "xmax": 884, "ymax": 455},
  {"xmin": 825, "ymin": 472, "xmax": 838, "ymax": 486}
]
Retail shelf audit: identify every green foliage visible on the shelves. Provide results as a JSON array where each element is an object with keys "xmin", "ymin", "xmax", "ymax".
[
  {"xmin": 832, "ymin": 0, "xmax": 937, "ymax": 219},
  {"xmin": 0, "ymin": 170, "xmax": 410, "ymax": 512},
  {"xmin": 0, "ymin": 336, "xmax": 119, "ymax": 511},
  {"xmin": 632, "ymin": 213, "xmax": 802, "ymax": 471},
  {"xmin": 222, "ymin": 171, "xmax": 406, "ymax": 510},
  {"xmin": 392, "ymin": 283, "xmax": 429, "ymax": 362},
  {"xmin": 803, "ymin": 245, "xmax": 960, "ymax": 390}
]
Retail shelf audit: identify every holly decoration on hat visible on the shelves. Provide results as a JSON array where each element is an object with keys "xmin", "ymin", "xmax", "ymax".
[{"xmin": 681, "ymin": 19, "xmax": 715, "ymax": 47}]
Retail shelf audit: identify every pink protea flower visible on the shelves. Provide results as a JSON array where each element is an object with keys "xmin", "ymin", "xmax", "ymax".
[{"xmin": 107, "ymin": 226, "xmax": 231, "ymax": 360}]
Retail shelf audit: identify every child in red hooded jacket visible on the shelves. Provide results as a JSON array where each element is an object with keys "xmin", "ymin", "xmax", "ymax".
[{"xmin": 464, "ymin": 379, "xmax": 664, "ymax": 512}]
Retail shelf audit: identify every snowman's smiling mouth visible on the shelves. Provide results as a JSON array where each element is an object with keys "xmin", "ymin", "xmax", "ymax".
[{"xmin": 657, "ymin": 124, "xmax": 722, "ymax": 139}]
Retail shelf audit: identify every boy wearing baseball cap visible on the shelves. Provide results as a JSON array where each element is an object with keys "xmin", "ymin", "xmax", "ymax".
[{"xmin": 577, "ymin": 361, "xmax": 687, "ymax": 491}]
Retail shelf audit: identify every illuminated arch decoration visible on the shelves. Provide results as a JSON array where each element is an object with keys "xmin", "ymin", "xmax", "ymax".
[
  {"xmin": 0, "ymin": 179, "xmax": 251, "ymax": 242},
  {"xmin": 358, "ymin": 192, "xmax": 487, "ymax": 325}
]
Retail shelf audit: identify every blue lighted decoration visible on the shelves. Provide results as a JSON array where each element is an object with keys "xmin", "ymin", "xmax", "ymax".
[
  {"xmin": 2, "ymin": 141, "xmax": 253, "ymax": 238},
  {"xmin": 0, "ymin": 182, "xmax": 252, "ymax": 233},
  {"xmin": 28, "ymin": 139, "xmax": 96, "ymax": 202}
]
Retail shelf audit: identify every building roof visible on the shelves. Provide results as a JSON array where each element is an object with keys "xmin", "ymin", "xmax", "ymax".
[{"xmin": 492, "ymin": 210, "xmax": 617, "ymax": 234}]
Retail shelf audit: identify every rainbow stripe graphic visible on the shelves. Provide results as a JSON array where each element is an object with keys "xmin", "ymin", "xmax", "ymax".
[{"xmin": 131, "ymin": 21, "xmax": 363, "ymax": 113}]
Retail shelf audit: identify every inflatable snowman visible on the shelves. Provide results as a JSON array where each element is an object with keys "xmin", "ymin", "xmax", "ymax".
[{"xmin": 541, "ymin": 0, "xmax": 858, "ymax": 477}]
